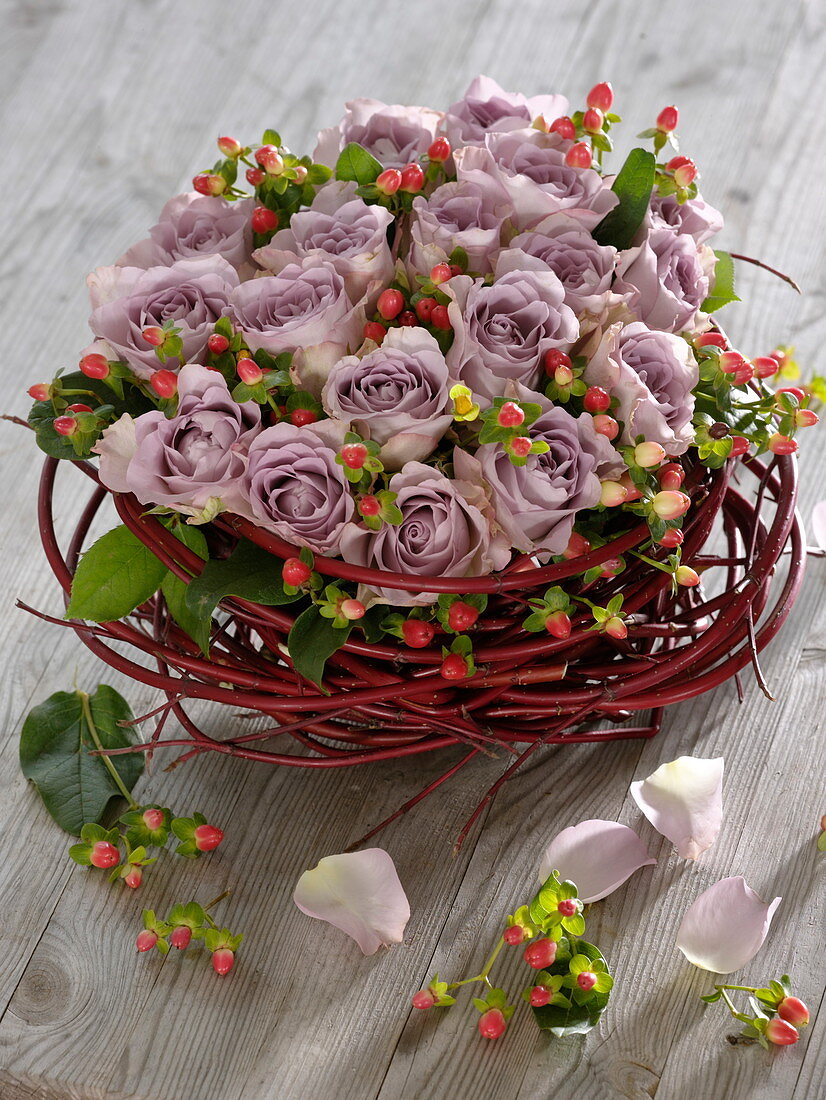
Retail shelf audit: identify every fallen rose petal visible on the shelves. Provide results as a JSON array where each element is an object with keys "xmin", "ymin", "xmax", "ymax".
[
  {"xmin": 676, "ymin": 876, "xmax": 781, "ymax": 973},
  {"xmin": 293, "ymin": 848, "xmax": 410, "ymax": 955},
  {"xmin": 811, "ymin": 501, "xmax": 826, "ymax": 549},
  {"xmin": 538, "ymin": 819, "xmax": 656, "ymax": 903},
  {"xmin": 630, "ymin": 756, "xmax": 724, "ymax": 859}
]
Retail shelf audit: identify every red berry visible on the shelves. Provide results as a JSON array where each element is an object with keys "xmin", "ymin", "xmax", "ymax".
[
  {"xmin": 544, "ymin": 611, "xmax": 571, "ymax": 639},
  {"xmin": 544, "ymin": 348, "xmax": 572, "ymax": 377},
  {"xmin": 401, "ymin": 619, "xmax": 436, "ymax": 648},
  {"xmin": 237, "ymin": 357, "xmax": 263, "ymax": 385},
  {"xmin": 430, "ymin": 304, "xmax": 451, "ymax": 330},
  {"xmin": 656, "ymin": 105, "xmax": 679, "ymax": 133},
  {"xmin": 428, "ymin": 137, "xmax": 452, "ymax": 162},
  {"xmin": 415, "ymin": 297, "xmax": 437, "ymax": 322},
  {"xmin": 530, "ymin": 985, "xmax": 552, "ymax": 1007},
  {"xmin": 412, "ymin": 989, "xmax": 436, "ymax": 1010},
  {"xmin": 776, "ymin": 386, "xmax": 806, "ymax": 402},
  {"xmin": 123, "ymin": 866, "xmax": 143, "ymax": 889},
  {"xmin": 53, "ymin": 416, "xmax": 78, "ymax": 436},
  {"xmin": 208, "ymin": 333, "xmax": 229, "ymax": 354},
  {"xmin": 557, "ymin": 898, "xmax": 577, "ymax": 917},
  {"xmin": 449, "ymin": 264, "xmax": 463, "ymax": 278},
  {"xmin": 193, "ymin": 173, "xmax": 226, "ymax": 196},
  {"xmin": 777, "ymin": 997, "xmax": 810, "ymax": 1028},
  {"xmin": 587, "ymin": 82, "xmax": 614, "ymax": 112},
  {"xmin": 283, "ymin": 557, "xmax": 312, "ymax": 586},
  {"xmin": 142, "ymin": 325, "xmax": 165, "ymax": 347},
  {"xmin": 695, "ymin": 331, "xmax": 728, "ymax": 350},
  {"xmin": 667, "ymin": 155, "xmax": 696, "ymax": 187},
  {"xmin": 359, "ymin": 494, "xmax": 381, "ymax": 517},
  {"xmin": 246, "ymin": 167, "xmax": 266, "ymax": 186},
  {"xmin": 28, "ymin": 383, "xmax": 51, "ymax": 401},
  {"xmin": 675, "ymin": 565, "xmax": 700, "ymax": 587},
  {"xmin": 729, "ymin": 435, "xmax": 750, "ymax": 457},
  {"xmin": 170, "ymin": 925, "xmax": 192, "ymax": 950},
  {"xmin": 719, "ymin": 351, "xmax": 748, "ymax": 374},
  {"xmin": 600, "ymin": 480, "xmax": 627, "ymax": 507},
  {"xmin": 593, "ymin": 414, "xmax": 619, "ymax": 439},
  {"xmin": 212, "ymin": 948, "xmax": 235, "ymax": 976},
  {"xmin": 440, "ymin": 653, "xmax": 469, "ymax": 680},
  {"xmin": 79, "ymin": 352, "xmax": 111, "ymax": 379},
  {"xmin": 753, "ymin": 355, "xmax": 779, "ymax": 379},
  {"xmin": 136, "ymin": 930, "xmax": 158, "ymax": 953},
  {"xmin": 600, "ymin": 556, "xmax": 624, "ymax": 577},
  {"xmin": 605, "ymin": 616, "xmax": 627, "ymax": 640},
  {"xmin": 150, "ymin": 369, "xmax": 178, "ymax": 399},
  {"xmin": 255, "ymin": 145, "xmax": 283, "ymax": 174},
  {"xmin": 796, "ymin": 408, "xmax": 819, "ymax": 428},
  {"xmin": 731, "ymin": 363, "xmax": 754, "ymax": 386},
  {"xmin": 194, "ymin": 824, "xmax": 224, "ymax": 852},
  {"xmin": 399, "ymin": 309, "xmax": 418, "ymax": 327},
  {"xmin": 377, "ymin": 288, "xmax": 405, "ymax": 320},
  {"xmin": 565, "ymin": 143, "xmax": 592, "ymax": 169},
  {"xmin": 524, "ymin": 938, "xmax": 557, "ymax": 970},
  {"xmin": 576, "ymin": 971, "xmax": 597, "ymax": 991},
  {"xmin": 549, "ymin": 116, "xmax": 576, "ymax": 141},
  {"xmin": 634, "ymin": 441, "xmax": 666, "ymax": 468},
  {"xmin": 217, "ymin": 135, "xmax": 241, "ymax": 158},
  {"xmin": 287, "ymin": 408, "xmax": 316, "ymax": 429},
  {"xmin": 142, "ymin": 808, "xmax": 165, "ymax": 831},
  {"xmin": 66, "ymin": 403, "xmax": 92, "ymax": 414},
  {"xmin": 503, "ymin": 926, "xmax": 525, "ymax": 946},
  {"xmin": 363, "ymin": 321, "xmax": 387, "ymax": 342},
  {"xmin": 399, "ymin": 162, "xmax": 425, "ymax": 193},
  {"xmin": 583, "ymin": 107, "xmax": 604, "ymax": 134},
  {"xmin": 652, "ymin": 490, "xmax": 691, "ymax": 520},
  {"xmin": 583, "ymin": 386, "xmax": 610, "ymax": 413},
  {"xmin": 497, "ymin": 401, "xmax": 525, "ymax": 428},
  {"xmin": 510, "ymin": 436, "xmax": 532, "ymax": 458},
  {"xmin": 563, "ymin": 532, "xmax": 590, "ymax": 559},
  {"xmin": 478, "ymin": 1008, "xmax": 507, "ymax": 1040},
  {"xmin": 658, "ymin": 462, "xmax": 685, "ymax": 490},
  {"xmin": 340, "ymin": 598, "xmax": 366, "ymax": 621},
  {"xmin": 765, "ymin": 1018, "xmax": 799, "ymax": 1046},
  {"xmin": 448, "ymin": 601, "xmax": 479, "ymax": 632},
  {"xmin": 657, "ymin": 528, "xmax": 684, "ymax": 548},
  {"xmin": 376, "ymin": 168, "xmax": 402, "ymax": 195},
  {"xmin": 341, "ymin": 442, "xmax": 368, "ymax": 469},
  {"xmin": 90, "ymin": 840, "xmax": 120, "ymax": 869},
  {"xmin": 430, "ymin": 263, "xmax": 452, "ymax": 285},
  {"xmin": 768, "ymin": 433, "xmax": 798, "ymax": 455},
  {"xmin": 251, "ymin": 206, "xmax": 279, "ymax": 234}
]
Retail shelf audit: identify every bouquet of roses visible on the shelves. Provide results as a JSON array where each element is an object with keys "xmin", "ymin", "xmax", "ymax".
[{"xmin": 26, "ymin": 75, "xmax": 816, "ymax": 694}]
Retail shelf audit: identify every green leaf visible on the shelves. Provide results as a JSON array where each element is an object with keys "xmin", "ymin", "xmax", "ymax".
[
  {"xmin": 592, "ymin": 148, "xmax": 656, "ymax": 250},
  {"xmin": 335, "ymin": 142, "xmax": 383, "ymax": 185},
  {"xmin": 65, "ymin": 525, "xmax": 168, "ymax": 623},
  {"xmin": 287, "ymin": 604, "xmax": 351, "ymax": 690},
  {"xmin": 818, "ymin": 830, "xmax": 826, "ymax": 852},
  {"xmin": 19, "ymin": 686, "xmax": 143, "ymax": 835},
  {"xmin": 161, "ymin": 526, "xmax": 210, "ymax": 652},
  {"xmin": 701, "ymin": 250, "xmax": 740, "ymax": 313},
  {"xmin": 183, "ymin": 538, "xmax": 301, "ymax": 651},
  {"xmin": 532, "ymin": 939, "xmax": 612, "ymax": 1036}
]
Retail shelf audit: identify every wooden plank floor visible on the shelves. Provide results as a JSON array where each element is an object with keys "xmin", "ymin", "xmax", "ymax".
[{"xmin": 1, "ymin": 1, "xmax": 824, "ymax": 1096}]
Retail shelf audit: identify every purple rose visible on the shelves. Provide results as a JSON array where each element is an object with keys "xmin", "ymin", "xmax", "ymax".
[
  {"xmin": 646, "ymin": 192, "xmax": 724, "ymax": 245},
  {"xmin": 456, "ymin": 129, "xmax": 618, "ymax": 231},
  {"xmin": 87, "ymin": 256, "xmax": 238, "ymax": 379},
  {"xmin": 229, "ymin": 256, "xmax": 365, "ymax": 393},
  {"xmin": 340, "ymin": 462, "xmax": 510, "ymax": 606},
  {"xmin": 584, "ymin": 321, "xmax": 699, "ymax": 455},
  {"xmin": 321, "ymin": 327, "xmax": 452, "ymax": 469},
  {"xmin": 117, "ymin": 193, "xmax": 255, "ymax": 274},
  {"xmin": 443, "ymin": 75, "xmax": 568, "ymax": 147},
  {"xmin": 254, "ymin": 181, "xmax": 394, "ymax": 304},
  {"xmin": 238, "ymin": 422, "xmax": 355, "ymax": 554},
  {"xmin": 455, "ymin": 384, "xmax": 622, "ymax": 557},
  {"xmin": 511, "ymin": 214, "xmax": 617, "ymax": 316},
  {"xmin": 445, "ymin": 249, "xmax": 578, "ymax": 404},
  {"xmin": 409, "ymin": 175, "xmax": 511, "ymax": 275},
  {"xmin": 614, "ymin": 228, "xmax": 712, "ymax": 334},
  {"xmin": 314, "ymin": 99, "xmax": 442, "ymax": 170},
  {"xmin": 93, "ymin": 364, "xmax": 261, "ymax": 516}
]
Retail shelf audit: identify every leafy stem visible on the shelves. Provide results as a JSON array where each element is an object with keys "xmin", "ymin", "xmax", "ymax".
[
  {"xmin": 78, "ymin": 691, "xmax": 139, "ymax": 810},
  {"xmin": 447, "ymin": 937, "xmax": 506, "ymax": 989}
]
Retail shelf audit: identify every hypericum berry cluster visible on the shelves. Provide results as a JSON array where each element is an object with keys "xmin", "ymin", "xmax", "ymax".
[
  {"xmin": 701, "ymin": 974, "xmax": 810, "ymax": 1048},
  {"xmin": 410, "ymin": 872, "xmax": 613, "ymax": 1041},
  {"xmin": 137, "ymin": 894, "xmax": 243, "ymax": 976}
]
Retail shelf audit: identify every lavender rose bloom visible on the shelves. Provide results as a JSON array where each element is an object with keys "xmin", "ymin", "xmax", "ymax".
[
  {"xmin": 254, "ymin": 181, "xmax": 394, "ymax": 304},
  {"xmin": 446, "ymin": 248, "xmax": 578, "ymax": 403},
  {"xmin": 340, "ymin": 463, "xmax": 510, "ymax": 606},
  {"xmin": 456, "ymin": 129, "xmax": 618, "ymax": 231},
  {"xmin": 322, "ymin": 328, "xmax": 452, "ymax": 469},
  {"xmin": 238, "ymin": 423, "xmax": 355, "ymax": 554},
  {"xmin": 93, "ymin": 364, "xmax": 260, "ymax": 515},
  {"xmin": 410, "ymin": 175, "xmax": 511, "ymax": 275},
  {"xmin": 511, "ymin": 214, "xmax": 617, "ymax": 316},
  {"xmin": 314, "ymin": 99, "xmax": 442, "ymax": 170},
  {"xmin": 455, "ymin": 384, "xmax": 622, "ymax": 557},
  {"xmin": 646, "ymin": 192, "xmax": 724, "ymax": 245},
  {"xmin": 614, "ymin": 228, "xmax": 712, "ymax": 334},
  {"xmin": 87, "ymin": 256, "xmax": 238, "ymax": 379},
  {"xmin": 585, "ymin": 321, "xmax": 699, "ymax": 455},
  {"xmin": 443, "ymin": 75, "xmax": 568, "ymax": 147},
  {"xmin": 229, "ymin": 256, "xmax": 365, "ymax": 393},
  {"xmin": 117, "ymin": 193, "xmax": 255, "ymax": 273}
]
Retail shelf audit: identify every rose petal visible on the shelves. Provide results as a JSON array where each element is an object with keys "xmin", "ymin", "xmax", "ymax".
[
  {"xmin": 630, "ymin": 756, "xmax": 724, "ymax": 859},
  {"xmin": 676, "ymin": 877, "xmax": 781, "ymax": 973},
  {"xmin": 293, "ymin": 848, "xmax": 410, "ymax": 955},
  {"xmin": 538, "ymin": 819, "xmax": 656, "ymax": 903},
  {"xmin": 811, "ymin": 501, "xmax": 826, "ymax": 549}
]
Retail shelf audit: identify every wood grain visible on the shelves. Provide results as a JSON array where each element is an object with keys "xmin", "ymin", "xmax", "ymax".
[{"xmin": 0, "ymin": 1, "xmax": 824, "ymax": 1097}]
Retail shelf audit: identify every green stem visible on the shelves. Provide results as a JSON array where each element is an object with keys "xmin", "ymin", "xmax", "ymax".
[
  {"xmin": 204, "ymin": 889, "xmax": 231, "ymax": 912},
  {"xmin": 79, "ymin": 691, "xmax": 139, "ymax": 809},
  {"xmin": 447, "ymin": 936, "xmax": 506, "ymax": 990},
  {"xmin": 715, "ymin": 983, "xmax": 759, "ymax": 994},
  {"xmin": 633, "ymin": 551, "xmax": 671, "ymax": 573}
]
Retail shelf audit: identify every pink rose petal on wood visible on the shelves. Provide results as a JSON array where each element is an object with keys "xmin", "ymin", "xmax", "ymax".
[
  {"xmin": 293, "ymin": 848, "xmax": 410, "ymax": 955},
  {"xmin": 538, "ymin": 819, "xmax": 656, "ymax": 903},
  {"xmin": 676, "ymin": 876, "xmax": 781, "ymax": 973},
  {"xmin": 630, "ymin": 756, "xmax": 724, "ymax": 859}
]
